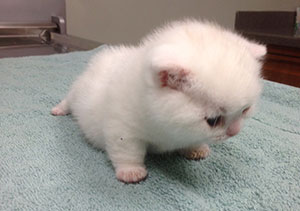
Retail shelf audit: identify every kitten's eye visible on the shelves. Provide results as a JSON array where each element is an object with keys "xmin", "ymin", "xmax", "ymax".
[
  {"xmin": 243, "ymin": 107, "xmax": 251, "ymax": 115},
  {"xmin": 205, "ymin": 116, "xmax": 222, "ymax": 128}
]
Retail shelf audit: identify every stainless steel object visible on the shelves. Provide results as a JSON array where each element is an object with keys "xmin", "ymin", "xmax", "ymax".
[{"xmin": 0, "ymin": 0, "xmax": 102, "ymax": 58}]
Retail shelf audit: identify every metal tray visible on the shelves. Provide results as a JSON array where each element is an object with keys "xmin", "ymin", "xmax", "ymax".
[{"xmin": 0, "ymin": 0, "xmax": 102, "ymax": 58}]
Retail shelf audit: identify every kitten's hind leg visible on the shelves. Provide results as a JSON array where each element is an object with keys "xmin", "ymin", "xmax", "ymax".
[
  {"xmin": 51, "ymin": 99, "xmax": 70, "ymax": 116},
  {"xmin": 179, "ymin": 144, "xmax": 210, "ymax": 160}
]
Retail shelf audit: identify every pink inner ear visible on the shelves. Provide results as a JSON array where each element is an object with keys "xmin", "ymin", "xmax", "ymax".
[
  {"xmin": 248, "ymin": 42, "xmax": 266, "ymax": 59},
  {"xmin": 159, "ymin": 69, "xmax": 189, "ymax": 90},
  {"xmin": 159, "ymin": 71, "xmax": 169, "ymax": 87}
]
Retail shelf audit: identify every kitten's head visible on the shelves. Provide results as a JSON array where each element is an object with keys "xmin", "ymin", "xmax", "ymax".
[{"xmin": 144, "ymin": 20, "xmax": 266, "ymax": 144}]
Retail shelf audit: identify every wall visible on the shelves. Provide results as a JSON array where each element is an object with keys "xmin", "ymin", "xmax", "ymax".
[{"xmin": 66, "ymin": 0, "xmax": 299, "ymax": 45}]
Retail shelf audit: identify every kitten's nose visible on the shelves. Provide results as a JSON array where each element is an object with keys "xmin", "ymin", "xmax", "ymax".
[{"xmin": 226, "ymin": 120, "xmax": 241, "ymax": 137}]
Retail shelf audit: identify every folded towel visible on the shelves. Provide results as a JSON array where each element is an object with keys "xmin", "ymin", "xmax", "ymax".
[{"xmin": 0, "ymin": 46, "xmax": 299, "ymax": 210}]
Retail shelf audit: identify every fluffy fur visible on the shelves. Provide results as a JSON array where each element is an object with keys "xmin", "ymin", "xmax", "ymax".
[{"xmin": 52, "ymin": 20, "xmax": 266, "ymax": 183}]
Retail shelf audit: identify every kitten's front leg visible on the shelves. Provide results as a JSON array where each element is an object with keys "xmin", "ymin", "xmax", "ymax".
[
  {"xmin": 106, "ymin": 137, "xmax": 148, "ymax": 183},
  {"xmin": 179, "ymin": 144, "xmax": 210, "ymax": 160}
]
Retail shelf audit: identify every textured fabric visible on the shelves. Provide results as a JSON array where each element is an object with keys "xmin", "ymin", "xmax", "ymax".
[{"xmin": 1, "ymin": 46, "xmax": 299, "ymax": 210}]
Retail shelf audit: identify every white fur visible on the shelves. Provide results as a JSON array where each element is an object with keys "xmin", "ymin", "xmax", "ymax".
[{"xmin": 52, "ymin": 19, "xmax": 265, "ymax": 183}]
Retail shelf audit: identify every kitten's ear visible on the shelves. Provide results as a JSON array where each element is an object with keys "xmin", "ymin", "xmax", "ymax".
[
  {"xmin": 150, "ymin": 45, "xmax": 191, "ymax": 91},
  {"xmin": 247, "ymin": 41, "xmax": 267, "ymax": 59},
  {"xmin": 158, "ymin": 68, "xmax": 189, "ymax": 90}
]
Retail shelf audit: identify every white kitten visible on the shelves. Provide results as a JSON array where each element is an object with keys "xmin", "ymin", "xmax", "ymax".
[{"xmin": 52, "ymin": 20, "xmax": 266, "ymax": 183}]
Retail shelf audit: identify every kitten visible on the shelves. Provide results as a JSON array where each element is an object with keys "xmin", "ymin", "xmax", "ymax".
[{"xmin": 51, "ymin": 20, "xmax": 266, "ymax": 183}]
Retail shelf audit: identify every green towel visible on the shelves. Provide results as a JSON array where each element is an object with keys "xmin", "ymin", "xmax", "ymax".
[{"xmin": 1, "ymin": 46, "xmax": 299, "ymax": 210}]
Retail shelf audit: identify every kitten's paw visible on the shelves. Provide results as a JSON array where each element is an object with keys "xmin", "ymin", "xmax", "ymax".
[
  {"xmin": 51, "ymin": 106, "xmax": 67, "ymax": 116},
  {"xmin": 51, "ymin": 100, "xmax": 69, "ymax": 116},
  {"xmin": 180, "ymin": 144, "xmax": 211, "ymax": 160},
  {"xmin": 116, "ymin": 166, "xmax": 148, "ymax": 183}
]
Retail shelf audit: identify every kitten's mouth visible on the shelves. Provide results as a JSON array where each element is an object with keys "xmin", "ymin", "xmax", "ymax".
[{"xmin": 213, "ymin": 135, "xmax": 229, "ymax": 142}]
